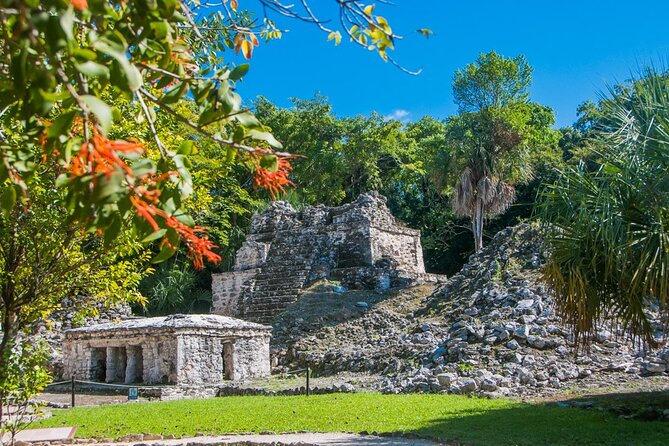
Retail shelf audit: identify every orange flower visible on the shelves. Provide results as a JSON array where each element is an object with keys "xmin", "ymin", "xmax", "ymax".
[
  {"xmin": 252, "ymin": 153, "xmax": 295, "ymax": 199},
  {"xmin": 67, "ymin": 133, "xmax": 142, "ymax": 179},
  {"xmin": 129, "ymin": 194, "xmax": 221, "ymax": 269},
  {"xmin": 164, "ymin": 216, "xmax": 221, "ymax": 269},
  {"xmin": 71, "ymin": 0, "xmax": 88, "ymax": 11},
  {"xmin": 67, "ymin": 131, "xmax": 221, "ymax": 269}
]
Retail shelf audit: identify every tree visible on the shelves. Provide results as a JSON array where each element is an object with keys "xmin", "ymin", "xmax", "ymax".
[
  {"xmin": 0, "ymin": 339, "xmax": 51, "ymax": 441},
  {"xmin": 452, "ymin": 51, "xmax": 532, "ymax": 113},
  {"xmin": 0, "ymin": 154, "xmax": 148, "ymax": 422},
  {"xmin": 439, "ymin": 52, "xmax": 558, "ymax": 252},
  {"xmin": 541, "ymin": 69, "xmax": 669, "ymax": 347},
  {"xmin": 255, "ymin": 96, "xmax": 422, "ymax": 206},
  {"xmin": 255, "ymin": 96, "xmax": 347, "ymax": 205},
  {"xmin": 0, "ymin": 0, "xmax": 425, "ymax": 420},
  {"xmin": 0, "ymin": 0, "xmax": 420, "ymax": 265}
]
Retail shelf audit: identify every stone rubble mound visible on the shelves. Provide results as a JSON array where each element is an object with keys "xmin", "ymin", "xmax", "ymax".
[
  {"xmin": 274, "ymin": 223, "xmax": 669, "ymax": 396},
  {"xmin": 271, "ymin": 283, "xmax": 441, "ymax": 377},
  {"xmin": 386, "ymin": 223, "xmax": 668, "ymax": 396}
]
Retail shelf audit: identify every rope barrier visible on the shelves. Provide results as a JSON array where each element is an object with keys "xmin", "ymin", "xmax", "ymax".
[
  {"xmin": 46, "ymin": 379, "xmax": 155, "ymax": 390},
  {"xmin": 44, "ymin": 380, "xmax": 71, "ymax": 387},
  {"xmin": 43, "ymin": 363, "xmax": 314, "ymax": 407}
]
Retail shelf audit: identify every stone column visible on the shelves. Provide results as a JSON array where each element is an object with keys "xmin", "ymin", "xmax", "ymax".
[
  {"xmin": 116, "ymin": 347, "xmax": 127, "ymax": 382},
  {"xmin": 125, "ymin": 346, "xmax": 140, "ymax": 384},
  {"xmin": 125, "ymin": 346, "xmax": 135, "ymax": 384},
  {"xmin": 105, "ymin": 346, "xmax": 118, "ymax": 383}
]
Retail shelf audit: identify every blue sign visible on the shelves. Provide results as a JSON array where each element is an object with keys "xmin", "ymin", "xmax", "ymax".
[{"xmin": 128, "ymin": 387, "xmax": 139, "ymax": 401}]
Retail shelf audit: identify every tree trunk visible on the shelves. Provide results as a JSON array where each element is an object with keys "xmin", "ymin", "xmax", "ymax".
[
  {"xmin": 0, "ymin": 309, "xmax": 18, "ymax": 425},
  {"xmin": 473, "ymin": 196, "xmax": 484, "ymax": 252}
]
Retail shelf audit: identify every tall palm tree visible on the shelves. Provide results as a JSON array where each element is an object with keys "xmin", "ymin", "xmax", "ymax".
[
  {"xmin": 444, "ymin": 108, "xmax": 534, "ymax": 251},
  {"xmin": 442, "ymin": 52, "xmax": 554, "ymax": 252}
]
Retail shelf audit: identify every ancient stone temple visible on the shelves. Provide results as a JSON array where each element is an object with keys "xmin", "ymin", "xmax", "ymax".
[
  {"xmin": 212, "ymin": 192, "xmax": 440, "ymax": 323},
  {"xmin": 62, "ymin": 314, "xmax": 271, "ymax": 385}
]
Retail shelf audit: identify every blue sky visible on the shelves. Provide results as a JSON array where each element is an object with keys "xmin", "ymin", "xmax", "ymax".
[{"xmin": 231, "ymin": 1, "xmax": 669, "ymax": 127}]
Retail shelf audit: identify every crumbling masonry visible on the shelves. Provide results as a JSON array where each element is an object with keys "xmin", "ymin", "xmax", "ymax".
[
  {"xmin": 62, "ymin": 314, "xmax": 271, "ymax": 385},
  {"xmin": 212, "ymin": 192, "xmax": 441, "ymax": 323}
]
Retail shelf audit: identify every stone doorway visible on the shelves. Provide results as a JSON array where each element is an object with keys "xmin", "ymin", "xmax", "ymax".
[
  {"xmin": 90, "ymin": 348, "xmax": 106, "ymax": 382},
  {"xmin": 222, "ymin": 342, "xmax": 234, "ymax": 380}
]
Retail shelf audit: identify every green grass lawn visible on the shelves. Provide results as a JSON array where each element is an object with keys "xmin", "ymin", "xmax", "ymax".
[{"xmin": 34, "ymin": 393, "xmax": 669, "ymax": 446}]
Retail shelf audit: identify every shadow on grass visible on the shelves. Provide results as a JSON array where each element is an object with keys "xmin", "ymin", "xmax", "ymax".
[
  {"xmin": 402, "ymin": 396, "xmax": 669, "ymax": 446},
  {"xmin": 556, "ymin": 389, "xmax": 669, "ymax": 421}
]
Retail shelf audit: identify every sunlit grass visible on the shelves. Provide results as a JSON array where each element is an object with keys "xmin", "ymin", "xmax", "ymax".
[{"xmin": 33, "ymin": 393, "xmax": 669, "ymax": 446}]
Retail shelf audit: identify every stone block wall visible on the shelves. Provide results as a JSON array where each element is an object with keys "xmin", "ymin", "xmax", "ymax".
[
  {"xmin": 62, "ymin": 333, "xmax": 179, "ymax": 385},
  {"xmin": 62, "ymin": 315, "xmax": 272, "ymax": 386},
  {"xmin": 212, "ymin": 192, "xmax": 439, "ymax": 324},
  {"xmin": 176, "ymin": 331, "xmax": 271, "ymax": 384}
]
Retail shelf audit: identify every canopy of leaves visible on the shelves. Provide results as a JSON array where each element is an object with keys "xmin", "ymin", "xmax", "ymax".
[
  {"xmin": 453, "ymin": 51, "xmax": 532, "ymax": 113},
  {"xmin": 254, "ymin": 95, "xmax": 423, "ymax": 206}
]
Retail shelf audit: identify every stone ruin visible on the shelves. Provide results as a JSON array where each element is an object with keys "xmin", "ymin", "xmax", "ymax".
[
  {"xmin": 62, "ymin": 314, "xmax": 271, "ymax": 386},
  {"xmin": 212, "ymin": 192, "xmax": 442, "ymax": 323},
  {"xmin": 58, "ymin": 192, "xmax": 441, "ymax": 392}
]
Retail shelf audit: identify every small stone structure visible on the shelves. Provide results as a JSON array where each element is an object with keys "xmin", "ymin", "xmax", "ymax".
[
  {"xmin": 62, "ymin": 314, "xmax": 271, "ymax": 385},
  {"xmin": 212, "ymin": 192, "xmax": 441, "ymax": 323}
]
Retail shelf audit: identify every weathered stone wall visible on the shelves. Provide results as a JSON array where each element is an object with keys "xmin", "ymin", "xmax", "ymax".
[
  {"xmin": 212, "ymin": 192, "xmax": 439, "ymax": 323},
  {"xmin": 230, "ymin": 336, "xmax": 272, "ymax": 380},
  {"xmin": 62, "ymin": 333, "xmax": 179, "ymax": 384},
  {"xmin": 62, "ymin": 315, "xmax": 272, "ymax": 385},
  {"xmin": 176, "ymin": 332, "xmax": 271, "ymax": 384}
]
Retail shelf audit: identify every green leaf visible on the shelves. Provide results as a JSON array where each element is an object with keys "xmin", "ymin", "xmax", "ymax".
[
  {"xmin": 104, "ymin": 216, "xmax": 122, "ymax": 246},
  {"xmin": 81, "ymin": 95, "xmax": 113, "ymax": 135},
  {"xmin": 0, "ymin": 185, "xmax": 16, "ymax": 217},
  {"xmin": 94, "ymin": 39, "xmax": 142, "ymax": 91},
  {"xmin": 47, "ymin": 111, "xmax": 76, "ymax": 139},
  {"xmin": 229, "ymin": 64, "xmax": 250, "ymax": 81},
  {"xmin": 177, "ymin": 140, "xmax": 195, "ymax": 155},
  {"xmin": 234, "ymin": 111, "xmax": 262, "ymax": 129},
  {"xmin": 76, "ymin": 61, "xmax": 110, "ymax": 78},
  {"xmin": 59, "ymin": 7, "xmax": 75, "ymax": 41},
  {"xmin": 142, "ymin": 228, "xmax": 167, "ymax": 243},
  {"xmin": 602, "ymin": 163, "xmax": 622, "ymax": 175},
  {"xmin": 162, "ymin": 81, "xmax": 187, "ymax": 104},
  {"xmin": 327, "ymin": 31, "xmax": 342, "ymax": 46},
  {"xmin": 151, "ymin": 242, "xmax": 176, "ymax": 263},
  {"xmin": 72, "ymin": 48, "xmax": 98, "ymax": 61},
  {"xmin": 248, "ymin": 129, "xmax": 283, "ymax": 149},
  {"xmin": 232, "ymin": 126, "xmax": 246, "ymax": 143},
  {"xmin": 131, "ymin": 158, "xmax": 156, "ymax": 177},
  {"xmin": 259, "ymin": 154, "xmax": 278, "ymax": 172},
  {"xmin": 174, "ymin": 212, "xmax": 195, "ymax": 227},
  {"xmin": 417, "ymin": 28, "xmax": 433, "ymax": 38}
]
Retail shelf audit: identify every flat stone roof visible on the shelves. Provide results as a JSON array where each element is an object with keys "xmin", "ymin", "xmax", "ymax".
[{"xmin": 65, "ymin": 314, "xmax": 271, "ymax": 335}]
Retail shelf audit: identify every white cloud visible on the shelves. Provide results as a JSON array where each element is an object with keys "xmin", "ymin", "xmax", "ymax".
[{"xmin": 383, "ymin": 109, "xmax": 411, "ymax": 123}]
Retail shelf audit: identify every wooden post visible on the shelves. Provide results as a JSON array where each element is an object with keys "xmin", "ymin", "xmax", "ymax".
[
  {"xmin": 71, "ymin": 376, "xmax": 75, "ymax": 408},
  {"xmin": 305, "ymin": 365, "xmax": 310, "ymax": 396}
]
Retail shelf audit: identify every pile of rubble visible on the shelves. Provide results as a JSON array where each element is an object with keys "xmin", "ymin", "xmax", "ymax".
[
  {"xmin": 273, "ymin": 223, "xmax": 669, "ymax": 397},
  {"xmin": 32, "ymin": 296, "xmax": 132, "ymax": 378}
]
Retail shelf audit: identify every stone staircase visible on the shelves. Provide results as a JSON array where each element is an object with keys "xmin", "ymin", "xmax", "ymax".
[{"xmin": 239, "ymin": 237, "xmax": 324, "ymax": 323}]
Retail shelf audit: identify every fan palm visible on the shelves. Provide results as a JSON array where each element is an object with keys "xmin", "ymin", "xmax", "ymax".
[
  {"xmin": 541, "ymin": 69, "xmax": 669, "ymax": 347},
  {"xmin": 445, "ymin": 109, "xmax": 534, "ymax": 251}
]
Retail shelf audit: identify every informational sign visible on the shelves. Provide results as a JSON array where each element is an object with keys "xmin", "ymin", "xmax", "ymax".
[{"xmin": 128, "ymin": 387, "xmax": 139, "ymax": 402}]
